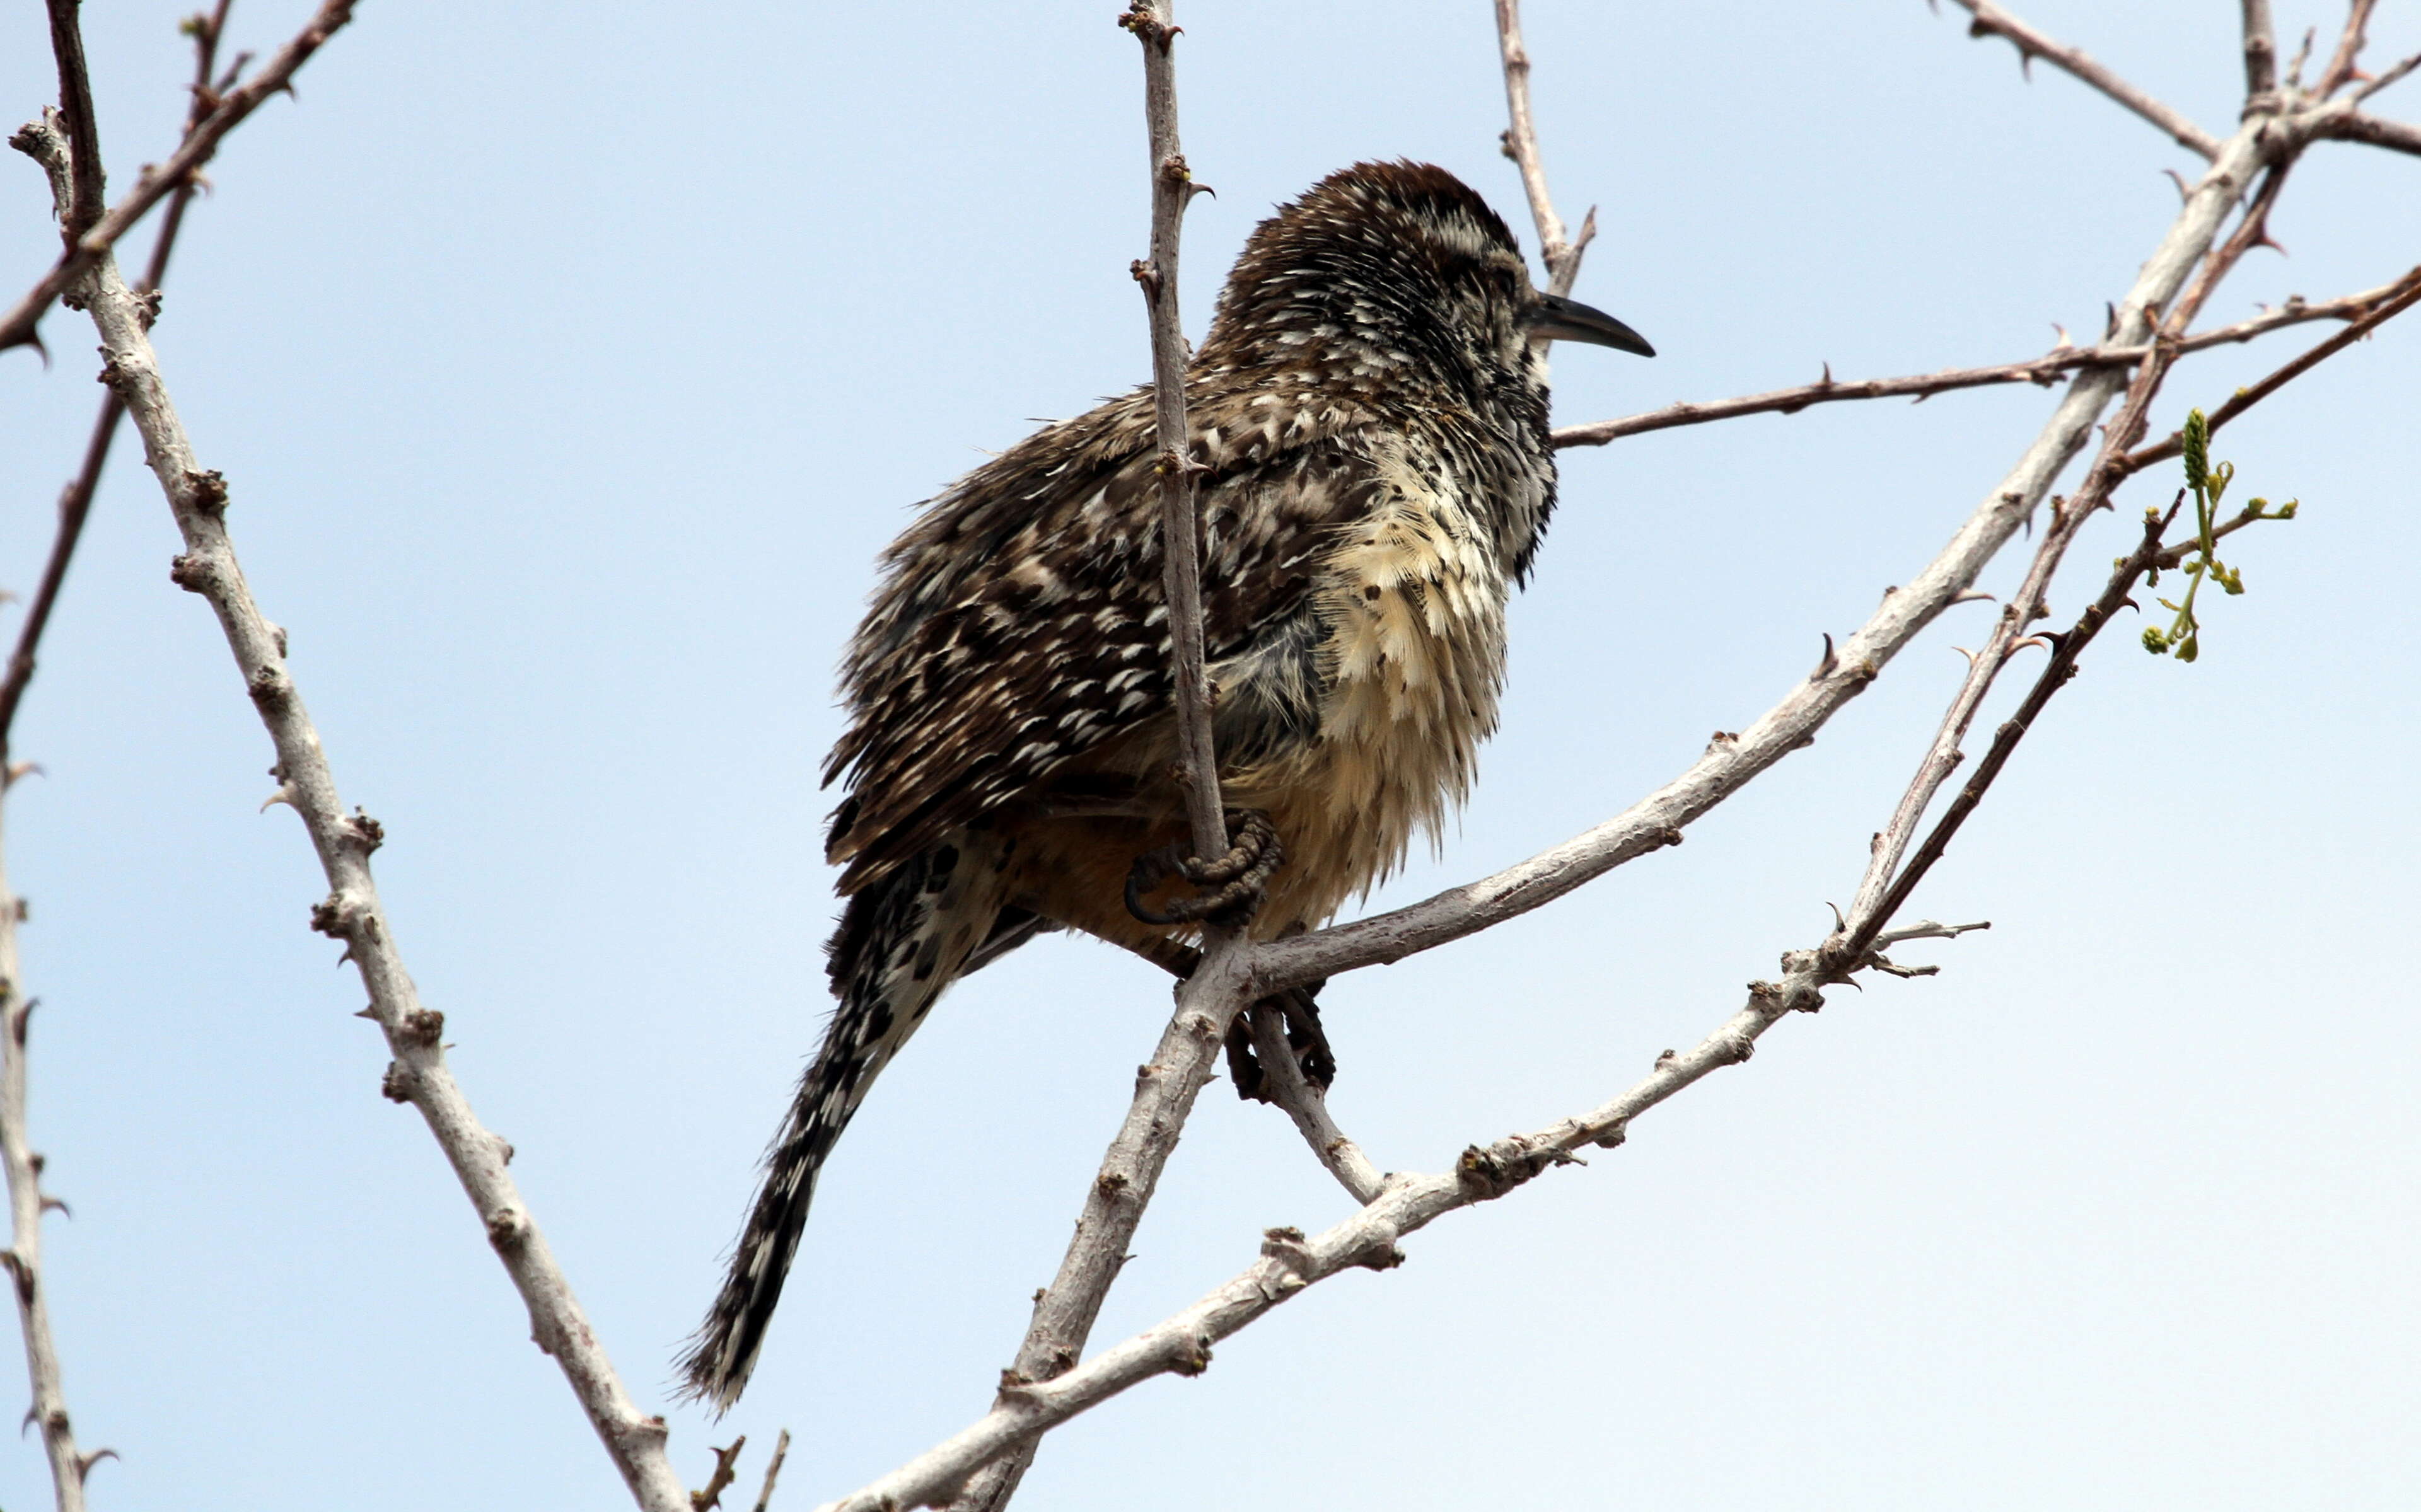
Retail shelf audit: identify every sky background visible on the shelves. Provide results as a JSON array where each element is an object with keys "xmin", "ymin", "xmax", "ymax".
[{"xmin": 2, "ymin": 2, "xmax": 2418, "ymax": 1508}]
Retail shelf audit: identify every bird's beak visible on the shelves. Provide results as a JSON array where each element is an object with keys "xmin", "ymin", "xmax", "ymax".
[{"xmin": 1526, "ymin": 293, "xmax": 1655, "ymax": 357}]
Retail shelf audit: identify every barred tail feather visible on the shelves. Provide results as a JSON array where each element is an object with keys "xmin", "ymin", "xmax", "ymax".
[{"xmin": 678, "ymin": 833, "xmax": 1009, "ymax": 1409}]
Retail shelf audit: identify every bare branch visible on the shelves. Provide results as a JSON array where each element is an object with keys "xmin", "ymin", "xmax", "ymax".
[
  {"xmin": 2313, "ymin": 103, "xmax": 2421, "ymax": 155},
  {"xmin": 2316, "ymin": 0, "xmax": 2378, "ymax": 96},
  {"xmin": 953, "ymin": 17, "xmax": 1248, "ymax": 1507},
  {"xmin": 0, "ymin": 795, "xmax": 95, "ymax": 1512},
  {"xmin": 16, "ymin": 112, "xmax": 690, "ymax": 1512},
  {"xmin": 1494, "ymin": 0, "xmax": 1591, "ymax": 295},
  {"xmin": 821, "ymin": 896, "xmax": 1999, "ymax": 1512},
  {"xmin": 1248, "ymin": 1004, "xmax": 1386, "ymax": 1204},
  {"xmin": 694, "ymin": 1438, "xmax": 746, "ymax": 1512},
  {"xmin": 2, "ymin": 4, "xmax": 235, "ymax": 763},
  {"xmin": 2242, "ymin": 0, "xmax": 2279, "ymax": 103},
  {"xmin": 1842, "ymin": 134, "xmax": 2298, "ymax": 949},
  {"xmin": 40, "ymin": 0, "xmax": 105, "ymax": 241},
  {"xmin": 2353, "ymin": 49, "xmax": 2421, "ymax": 104},
  {"xmin": 1124, "ymin": 0, "xmax": 1224, "ymax": 865},
  {"xmin": 1253, "ymin": 108, "xmax": 2283, "ymax": 996},
  {"xmin": 2123, "ymin": 262, "xmax": 2421, "ymax": 473},
  {"xmin": 948, "ymin": 946, "xmax": 1256, "ymax": 1512},
  {"xmin": 750, "ymin": 1429, "xmax": 792, "ymax": 1512},
  {"xmin": 1941, "ymin": 0, "xmax": 2222, "ymax": 159},
  {"xmin": 0, "ymin": 0, "xmax": 360, "ymax": 356},
  {"xmin": 1549, "ymin": 284, "xmax": 2391, "ymax": 449}
]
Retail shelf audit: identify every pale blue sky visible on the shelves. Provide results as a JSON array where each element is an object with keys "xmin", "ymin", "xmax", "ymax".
[{"xmin": 3, "ymin": 3, "xmax": 2417, "ymax": 1508}]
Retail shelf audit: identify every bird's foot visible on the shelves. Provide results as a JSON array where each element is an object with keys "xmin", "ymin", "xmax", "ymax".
[
  {"xmin": 1223, "ymin": 981, "xmax": 1337, "ymax": 1103},
  {"xmin": 1123, "ymin": 810, "xmax": 1284, "ymax": 926}
]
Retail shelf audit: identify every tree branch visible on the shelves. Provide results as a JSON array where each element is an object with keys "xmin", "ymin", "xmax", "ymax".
[
  {"xmin": 3, "ymin": 2, "xmax": 237, "ymax": 766},
  {"xmin": 2313, "ymin": 103, "xmax": 2421, "ymax": 155},
  {"xmin": 1940, "ymin": 0, "xmax": 2222, "ymax": 159},
  {"xmin": 2242, "ymin": 0, "xmax": 2279, "ymax": 103},
  {"xmin": 749, "ymin": 1429, "xmax": 792, "ymax": 1512},
  {"xmin": 947, "ymin": 949, "xmax": 1255, "ymax": 1512},
  {"xmin": 1126, "ymin": 0, "xmax": 1224, "ymax": 866},
  {"xmin": 2316, "ymin": 0, "xmax": 2378, "ymax": 97},
  {"xmin": 949, "ymin": 9, "xmax": 1238, "ymax": 1508},
  {"xmin": 1548, "ymin": 284, "xmax": 2389, "ymax": 449},
  {"xmin": 1251, "ymin": 107, "xmax": 2284, "ymax": 997},
  {"xmin": 14, "ymin": 110, "xmax": 691, "ymax": 1512},
  {"xmin": 2122, "ymin": 262, "xmax": 2421, "ymax": 473},
  {"xmin": 1493, "ymin": 0, "xmax": 1593, "ymax": 296},
  {"xmin": 40, "ymin": 0, "xmax": 105, "ymax": 243},
  {"xmin": 1248, "ymin": 1003, "xmax": 1385, "ymax": 1204},
  {"xmin": 0, "ymin": 0, "xmax": 359, "ymax": 357},
  {"xmin": 0, "ymin": 789, "xmax": 101, "ymax": 1512},
  {"xmin": 816, "ymin": 904, "xmax": 1995, "ymax": 1512}
]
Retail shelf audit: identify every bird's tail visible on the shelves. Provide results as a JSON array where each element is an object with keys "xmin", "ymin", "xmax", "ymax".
[{"xmin": 677, "ymin": 833, "xmax": 1009, "ymax": 1410}]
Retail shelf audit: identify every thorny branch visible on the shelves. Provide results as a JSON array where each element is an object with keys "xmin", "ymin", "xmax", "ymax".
[
  {"xmin": 2123, "ymin": 263, "xmax": 2421, "ymax": 471},
  {"xmin": 1940, "ymin": 0, "xmax": 2223, "ymax": 159},
  {"xmin": 0, "ymin": 0, "xmax": 360, "ymax": 356},
  {"xmin": 1840, "ymin": 143, "xmax": 2299, "ymax": 942},
  {"xmin": 947, "ymin": 7, "xmax": 1240, "ymax": 1510},
  {"xmin": 0, "ymin": 799, "xmax": 105, "ymax": 1512},
  {"xmin": 13, "ymin": 109, "xmax": 692, "ymax": 1512},
  {"xmin": 818, "ymin": 11, "xmax": 2421, "ymax": 1503},
  {"xmin": 1549, "ymin": 282, "xmax": 2404, "ymax": 448},
  {"xmin": 1494, "ymin": 0, "xmax": 1594, "ymax": 296},
  {"xmin": 1, "ymin": 1, "xmax": 239, "ymax": 768}
]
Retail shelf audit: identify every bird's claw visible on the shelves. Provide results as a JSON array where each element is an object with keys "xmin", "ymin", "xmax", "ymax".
[
  {"xmin": 1224, "ymin": 983, "xmax": 1336, "ymax": 1102},
  {"xmin": 1124, "ymin": 811, "xmax": 1284, "ymax": 926}
]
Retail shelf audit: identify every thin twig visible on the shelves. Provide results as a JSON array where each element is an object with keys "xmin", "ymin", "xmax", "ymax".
[
  {"xmin": 1, "ymin": 2, "xmax": 236, "ymax": 765},
  {"xmin": 2316, "ymin": 0, "xmax": 2378, "ymax": 96},
  {"xmin": 1494, "ymin": 0, "xmax": 1592, "ymax": 296},
  {"xmin": 2352, "ymin": 49, "xmax": 2421, "ymax": 104},
  {"xmin": 1941, "ymin": 0, "xmax": 2222, "ymax": 159},
  {"xmin": 1838, "ymin": 101, "xmax": 2348, "ymax": 967},
  {"xmin": 1127, "ymin": 0, "xmax": 1224, "ymax": 865},
  {"xmin": 0, "ymin": 0, "xmax": 360, "ymax": 356},
  {"xmin": 2122, "ymin": 263, "xmax": 2421, "ymax": 473},
  {"xmin": 1550, "ymin": 284, "xmax": 2386, "ymax": 449},
  {"xmin": 0, "ymin": 794, "xmax": 101, "ymax": 1512},
  {"xmin": 949, "ymin": 11, "xmax": 1238, "ymax": 1508},
  {"xmin": 15, "ymin": 112, "xmax": 691, "ymax": 1512},
  {"xmin": 750, "ymin": 1429, "xmax": 792, "ymax": 1512},
  {"xmin": 1247, "ymin": 1004, "xmax": 1385, "ymax": 1204},
  {"xmin": 1841, "ymin": 122, "xmax": 2292, "ymax": 952},
  {"xmin": 40, "ymin": 0, "xmax": 105, "ymax": 242},
  {"xmin": 693, "ymin": 1438, "xmax": 746, "ymax": 1512},
  {"xmin": 1864, "ymin": 510, "xmax": 2176, "ymax": 937}
]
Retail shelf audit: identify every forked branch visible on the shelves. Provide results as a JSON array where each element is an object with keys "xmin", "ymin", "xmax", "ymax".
[{"xmin": 0, "ymin": 0, "xmax": 360, "ymax": 355}]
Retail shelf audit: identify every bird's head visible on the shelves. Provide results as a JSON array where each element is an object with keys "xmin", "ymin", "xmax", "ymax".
[{"xmin": 1198, "ymin": 160, "xmax": 1652, "ymax": 392}]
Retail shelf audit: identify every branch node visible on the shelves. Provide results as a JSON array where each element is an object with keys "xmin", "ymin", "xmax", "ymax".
[
  {"xmin": 486, "ymin": 1206, "xmax": 529, "ymax": 1252},
  {"xmin": 399, "ymin": 1007, "xmax": 444, "ymax": 1047}
]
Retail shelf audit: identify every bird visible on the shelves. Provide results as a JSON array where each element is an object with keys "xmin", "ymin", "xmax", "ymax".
[{"xmin": 678, "ymin": 159, "xmax": 1651, "ymax": 1409}]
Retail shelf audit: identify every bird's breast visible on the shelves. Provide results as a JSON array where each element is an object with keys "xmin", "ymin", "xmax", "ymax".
[{"xmin": 1228, "ymin": 465, "xmax": 1510, "ymax": 930}]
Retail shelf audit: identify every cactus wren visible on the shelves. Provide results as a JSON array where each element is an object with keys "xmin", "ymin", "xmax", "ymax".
[{"xmin": 680, "ymin": 161, "xmax": 1652, "ymax": 1407}]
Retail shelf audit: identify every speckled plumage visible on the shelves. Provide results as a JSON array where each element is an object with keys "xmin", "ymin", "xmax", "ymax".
[{"xmin": 681, "ymin": 161, "xmax": 1640, "ymax": 1408}]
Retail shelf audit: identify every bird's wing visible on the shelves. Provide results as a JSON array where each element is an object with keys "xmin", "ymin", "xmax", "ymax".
[{"xmin": 825, "ymin": 384, "xmax": 1385, "ymax": 891}]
